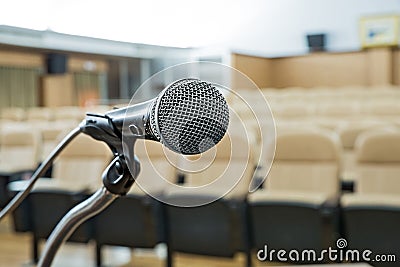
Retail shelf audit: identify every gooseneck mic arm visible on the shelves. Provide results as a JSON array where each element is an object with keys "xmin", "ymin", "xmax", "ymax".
[{"xmin": 0, "ymin": 126, "xmax": 82, "ymax": 221}]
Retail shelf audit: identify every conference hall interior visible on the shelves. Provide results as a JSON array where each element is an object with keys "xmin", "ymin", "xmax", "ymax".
[{"xmin": 0, "ymin": 0, "xmax": 399, "ymax": 266}]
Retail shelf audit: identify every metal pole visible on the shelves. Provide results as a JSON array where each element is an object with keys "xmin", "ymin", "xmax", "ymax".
[{"xmin": 37, "ymin": 187, "xmax": 117, "ymax": 267}]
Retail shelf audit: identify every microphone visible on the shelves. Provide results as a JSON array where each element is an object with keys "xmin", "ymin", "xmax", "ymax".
[{"xmin": 102, "ymin": 78, "xmax": 229, "ymax": 155}]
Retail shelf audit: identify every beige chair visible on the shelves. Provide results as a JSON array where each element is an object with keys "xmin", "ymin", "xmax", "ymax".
[
  {"xmin": 273, "ymin": 103, "xmax": 313, "ymax": 121},
  {"xmin": 363, "ymin": 102, "xmax": 400, "ymax": 123},
  {"xmin": 312, "ymin": 117, "xmax": 345, "ymax": 130},
  {"xmin": 26, "ymin": 107, "xmax": 53, "ymax": 122},
  {"xmin": 53, "ymin": 106, "xmax": 85, "ymax": 123},
  {"xmin": 248, "ymin": 128, "xmax": 342, "ymax": 259},
  {"xmin": 10, "ymin": 133, "xmax": 112, "ymax": 263},
  {"xmin": 252, "ymin": 128, "xmax": 341, "ymax": 201},
  {"xmin": 229, "ymin": 106, "xmax": 267, "ymax": 170},
  {"xmin": 336, "ymin": 121, "xmax": 393, "ymax": 183},
  {"xmin": 177, "ymin": 134, "xmax": 254, "ymax": 200},
  {"xmin": 50, "ymin": 134, "xmax": 112, "ymax": 191},
  {"xmin": 0, "ymin": 127, "xmax": 41, "ymax": 174},
  {"xmin": 9, "ymin": 133, "xmax": 112, "ymax": 193},
  {"xmin": 0, "ymin": 127, "xmax": 41, "ymax": 207},
  {"xmin": 129, "ymin": 139, "xmax": 179, "ymax": 196},
  {"xmin": 274, "ymin": 121, "xmax": 320, "ymax": 134},
  {"xmin": 0, "ymin": 107, "xmax": 26, "ymax": 122},
  {"xmin": 83, "ymin": 105, "xmax": 112, "ymax": 115},
  {"xmin": 163, "ymin": 134, "xmax": 255, "ymax": 267},
  {"xmin": 93, "ymin": 140, "xmax": 179, "ymax": 266},
  {"xmin": 341, "ymin": 130, "xmax": 400, "ymax": 267},
  {"xmin": 317, "ymin": 102, "xmax": 360, "ymax": 118},
  {"xmin": 39, "ymin": 128, "xmax": 69, "ymax": 161}
]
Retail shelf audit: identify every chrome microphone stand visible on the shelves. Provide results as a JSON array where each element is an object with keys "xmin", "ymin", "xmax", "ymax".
[{"xmin": 37, "ymin": 113, "xmax": 141, "ymax": 267}]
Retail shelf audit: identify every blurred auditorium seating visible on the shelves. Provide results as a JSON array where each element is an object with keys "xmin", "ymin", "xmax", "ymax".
[
  {"xmin": 248, "ymin": 128, "xmax": 342, "ymax": 262},
  {"xmin": 0, "ymin": 127, "xmax": 41, "ymax": 175},
  {"xmin": 0, "ymin": 127, "xmax": 41, "ymax": 207},
  {"xmin": 26, "ymin": 107, "xmax": 54, "ymax": 124},
  {"xmin": 0, "ymin": 107, "xmax": 26, "ymax": 122},
  {"xmin": 39, "ymin": 127, "xmax": 71, "ymax": 161},
  {"xmin": 53, "ymin": 106, "xmax": 85, "ymax": 124},
  {"xmin": 1, "ymin": 84, "xmax": 400, "ymax": 266},
  {"xmin": 163, "ymin": 133, "xmax": 255, "ymax": 267},
  {"xmin": 336, "ymin": 121, "xmax": 393, "ymax": 184},
  {"xmin": 93, "ymin": 140, "xmax": 178, "ymax": 267},
  {"xmin": 341, "ymin": 130, "xmax": 400, "ymax": 267},
  {"xmin": 9, "ymin": 134, "xmax": 112, "ymax": 263}
]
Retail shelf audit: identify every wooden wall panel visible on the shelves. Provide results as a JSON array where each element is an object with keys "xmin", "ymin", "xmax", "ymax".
[
  {"xmin": 0, "ymin": 51, "xmax": 44, "ymax": 68},
  {"xmin": 366, "ymin": 48, "xmax": 392, "ymax": 86},
  {"xmin": 231, "ymin": 48, "xmax": 397, "ymax": 88},
  {"xmin": 41, "ymin": 74, "xmax": 74, "ymax": 107},
  {"xmin": 231, "ymin": 53, "xmax": 272, "ymax": 89},
  {"xmin": 270, "ymin": 52, "xmax": 368, "ymax": 88},
  {"xmin": 391, "ymin": 49, "xmax": 400, "ymax": 86}
]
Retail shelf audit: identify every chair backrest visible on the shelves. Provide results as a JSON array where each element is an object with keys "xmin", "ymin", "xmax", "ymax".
[
  {"xmin": 27, "ymin": 107, "xmax": 53, "ymax": 121},
  {"xmin": 39, "ymin": 127, "xmax": 70, "ymax": 161},
  {"xmin": 52, "ymin": 134, "xmax": 112, "ymax": 191},
  {"xmin": 355, "ymin": 130, "xmax": 400, "ymax": 195},
  {"xmin": 265, "ymin": 128, "xmax": 341, "ymax": 198},
  {"xmin": 317, "ymin": 102, "xmax": 359, "ymax": 117},
  {"xmin": 53, "ymin": 106, "xmax": 84, "ymax": 123},
  {"xmin": 337, "ymin": 121, "xmax": 391, "ymax": 149},
  {"xmin": 274, "ymin": 103, "xmax": 313, "ymax": 120},
  {"xmin": 1, "ymin": 107, "xmax": 26, "ymax": 122},
  {"xmin": 83, "ymin": 105, "xmax": 112, "ymax": 115},
  {"xmin": 180, "ymin": 133, "xmax": 255, "ymax": 200},
  {"xmin": 0, "ymin": 127, "xmax": 41, "ymax": 173},
  {"xmin": 130, "ymin": 139, "xmax": 179, "ymax": 195},
  {"xmin": 364, "ymin": 102, "xmax": 400, "ymax": 117}
]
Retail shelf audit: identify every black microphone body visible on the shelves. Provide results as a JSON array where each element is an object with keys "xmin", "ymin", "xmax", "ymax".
[
  {"xmin": 81, "ymin": 78, "xmax": 229, "ymax": 156},
  {"xmin": 104, "ymin": 99, "xmax": 155, "ymax": 140}
]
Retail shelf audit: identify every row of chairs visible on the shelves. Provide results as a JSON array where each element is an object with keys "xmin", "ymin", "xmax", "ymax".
[
  {"xmin": 0, "ymin": 105, "xmax": 110, "ymax": 123},
  {"xmin": 232, "ymin": 100, "xmax": 400, "ymax": 125},
  {"xmin": 230, "ymin": 86, "xmax": 400, "ymax": 125},
  {"xmin": 5, "ymin": 123, "xmax": 400, "ymax": 266},
  {"xmin": 0, "ymin": 124, "xmax": 73, "ymax": 176},
  {"xmin": 259, "ymin": 85, "xmax": 400, "ymax": 102}
]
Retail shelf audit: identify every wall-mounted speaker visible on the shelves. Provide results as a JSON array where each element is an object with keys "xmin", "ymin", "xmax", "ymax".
[
  {"xmin": 306, "ymin": 34, "xmax": 326, "ymax": 52},
  {"xmin": 46, "ymin": 53, "xmax": 68, "ymax": 74}
]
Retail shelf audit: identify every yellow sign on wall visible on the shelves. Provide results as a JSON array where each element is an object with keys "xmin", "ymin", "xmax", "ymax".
[{"xmin": 360, "ymin": 15, "xmax": 399, "ymax": 48}]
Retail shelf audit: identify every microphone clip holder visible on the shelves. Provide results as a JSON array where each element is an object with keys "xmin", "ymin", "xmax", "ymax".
[
  {"xmin": 102, "ymin": 154, "xmax": 138, "ymax": 196},
  {"xmin": 80, "ymin": 113, "xmax": 124, "ymax": 155},
  {"xmin": 80, "ymin": 112, "xmax": 141, "ymax": 195}
]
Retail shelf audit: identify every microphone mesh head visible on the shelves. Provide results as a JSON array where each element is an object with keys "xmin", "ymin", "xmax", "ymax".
[{"xmin": 149, "ymin": 78, "xmax": 229, "ymax": 155}]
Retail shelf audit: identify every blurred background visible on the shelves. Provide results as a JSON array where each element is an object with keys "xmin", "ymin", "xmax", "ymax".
[
  {"xmin": 1, "ymin": 0, "xmax": 400, "ymax": 267},
  {"xmin": 0, "ymin": 0, "xmax": 398, "ymax": 108}
]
